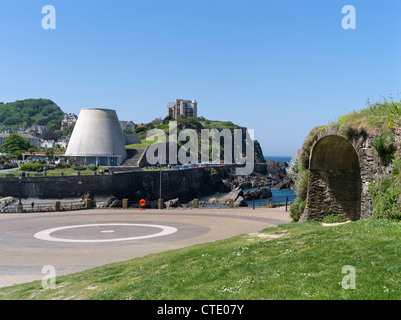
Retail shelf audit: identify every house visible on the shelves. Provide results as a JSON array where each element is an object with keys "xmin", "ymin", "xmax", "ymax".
[
  {"xmin": 56, "ymin": 136, "xmax": 70, "ymax": 149},
  {"xmin": 120, "ymin": 120, "xmax": 136, "ymax": 132},
  {"xmin": 41, "ymin": 140, "xmax": 55, "ymax": 149}
]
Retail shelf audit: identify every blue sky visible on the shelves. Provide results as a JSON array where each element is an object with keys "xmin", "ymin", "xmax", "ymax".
[{"xmin": 0, "ymin": 0, "xmax": 400, "ymax": 156}]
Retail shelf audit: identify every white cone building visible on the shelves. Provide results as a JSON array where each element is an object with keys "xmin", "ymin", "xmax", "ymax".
[{"xmin": 65, "ymin": 108, "xmax": 127, "ymax": 166}]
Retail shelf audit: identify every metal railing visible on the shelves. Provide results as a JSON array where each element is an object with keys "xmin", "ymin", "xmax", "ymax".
[
  {"xmin": 109, "ymin": 195, "xmax": 296, "ymax": 210},
  {"xmin": 0, "ymin": 171, "xmax": 115, "ymax": 178},
  {"xmin": 0, "ymin": 194, "xmax": 296, "ymax": 213},
  {"xmin": 0, "ymin": 200, "xmax": 87, "ymax": 213}
]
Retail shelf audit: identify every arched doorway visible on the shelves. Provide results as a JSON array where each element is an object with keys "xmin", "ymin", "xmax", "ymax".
[{"xmin": 305, "ymin": 135, "xmax": 362, "ymax": 221}]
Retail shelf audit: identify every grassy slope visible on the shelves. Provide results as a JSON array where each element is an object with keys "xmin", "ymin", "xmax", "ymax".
[
  {"xmin": 303, "ymin": 99, "xmax": 401, "ymax": 151},
  {"xmin": 1, "ymin": 219, "xmax": 401, "ymax": 300},
  {"xmin": 126, "ymin": 119, "xmax": 242, "ymax": 150},
  {"xmin": 125, "ymin": 140, "xmax": 156, "ymax": 149},
  {"xmin": 125, "ymin": 133, "xmax": 160, "ymax": 149},
  {"xmin": 331, "ymin": 99, "xmax": 401, "ymax": 134}
]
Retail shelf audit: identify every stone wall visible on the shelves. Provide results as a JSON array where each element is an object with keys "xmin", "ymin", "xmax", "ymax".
[
  {"xmin": 124, "ymin": 134, "xmax": 141, "ymax": 145},
  {"xmin": 0, "ymin": 174, "xmax": 114, "ymax": 199},
  {"xmin": 301, "ymin": 127, "xmax": 383, "ymax": 221},
  {"xmin": 303, "ymin": 169, "xmax": 361, "ymax": 221},
  {"xmin": 0, "ymin": 165, "xmax": 242, "ymax": 201}
]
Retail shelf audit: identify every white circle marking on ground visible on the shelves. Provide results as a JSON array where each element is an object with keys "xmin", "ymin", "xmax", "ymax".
[{"xmin": 34, "ymin": 223, "xmax": 178, "ymax": 243}]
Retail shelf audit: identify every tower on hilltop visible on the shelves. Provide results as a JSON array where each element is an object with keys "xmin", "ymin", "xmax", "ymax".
[{"xmin": 167, "ymin": 99, "xmax": 197, "ymax": 119}]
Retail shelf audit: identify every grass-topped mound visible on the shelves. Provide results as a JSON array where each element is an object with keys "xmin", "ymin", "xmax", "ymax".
[
  {"xmin": 1, "ymin": 218, "xmax": 401, "ymax": 300},
  {"xmin": 304, "ymin": 98, "xmax": 401, "ymax": 164},
  {"xmin": 127, "ymin": 115, "xmax": 266, "ymax": 163},
  {"xmin": 288, "ymin": 97, "xmax": 401, "ymax": 222}
]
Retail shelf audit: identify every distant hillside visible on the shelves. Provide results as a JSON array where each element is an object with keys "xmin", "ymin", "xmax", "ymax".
[
  {"xmin": 0, "ymin": 99, "xmax": 64, "ymax": 131},
  {"xmin": 128, "ymin": 115, "xmax": 266, "ymax": 163}
]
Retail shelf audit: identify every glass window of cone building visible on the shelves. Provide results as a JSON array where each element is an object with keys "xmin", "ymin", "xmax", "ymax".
[{"xmin": 72, "ymin": 156, "xmax": 120, "ymax": 166}]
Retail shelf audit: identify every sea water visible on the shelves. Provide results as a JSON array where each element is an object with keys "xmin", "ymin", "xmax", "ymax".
[
  {"xmin": 264, "ymin": 156, "xmax": 292, "ymax": 163},
  {"xmin": 199, "ymin": 156, "xmax": 296, "ymax": 207}
]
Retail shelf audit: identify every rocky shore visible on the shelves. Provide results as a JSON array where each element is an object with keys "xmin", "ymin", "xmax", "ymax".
[{"xmin": 217, "ymin": 160, "xmax": 294, "ymax": 191}]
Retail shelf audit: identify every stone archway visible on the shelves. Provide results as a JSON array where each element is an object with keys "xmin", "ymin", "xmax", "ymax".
[{"xmin": 302, "ymin": 135, "xmax": 362, "ymax": 221}]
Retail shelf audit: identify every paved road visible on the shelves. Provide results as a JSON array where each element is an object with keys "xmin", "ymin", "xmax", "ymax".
[
  {"xmin": 0, "ymin": 167, "xmax": 19, "ymax": 173},
  {"xmin": 0, "ymin": 207, "xmax": 291, "ymax": 288}
]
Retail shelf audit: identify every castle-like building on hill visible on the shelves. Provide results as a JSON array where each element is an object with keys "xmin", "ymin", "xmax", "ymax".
[
  {"xmin": 61, "ymin": 113, "xmax": 78, "ymax": 128},
  {"xmin": 167, "ymin": 99, "xmax": 197, "ymax": 119}
]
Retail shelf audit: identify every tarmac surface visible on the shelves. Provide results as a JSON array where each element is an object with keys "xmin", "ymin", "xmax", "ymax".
[{"xmin": 0, "ymin": 206, "xmax": 291, "ymax": 288}]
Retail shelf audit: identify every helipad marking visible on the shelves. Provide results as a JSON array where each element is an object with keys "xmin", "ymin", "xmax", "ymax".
[
  {"xmin": 34, "ymin": 223, "xmax": 178, "ymax": 243},
  {"xmin": 100, "ymin": 230, "xmax": 115, "ymax": 233}
]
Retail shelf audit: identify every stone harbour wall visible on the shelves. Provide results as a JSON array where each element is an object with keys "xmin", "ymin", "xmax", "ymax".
[{"xmin": 0, "ymin": 165, "xmax": 247, "ymax": 201}]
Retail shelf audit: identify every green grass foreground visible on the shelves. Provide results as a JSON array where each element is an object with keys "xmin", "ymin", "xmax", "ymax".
[{"xmin": 1, "ymin": 219, "xmax": 401, "ymax": 300}]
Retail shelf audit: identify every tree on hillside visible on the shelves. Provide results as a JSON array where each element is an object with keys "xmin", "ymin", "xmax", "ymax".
[
  {"xmin": 45, "ymin": 149, "xmax": 55, "ymax": 161},
  {"xmin": 0, "ymin": 99, "xmax": 64, "ymax": 130},
  {"xmin": 1, "ymin": 133, "xmax": 32, "ymax": 154}
]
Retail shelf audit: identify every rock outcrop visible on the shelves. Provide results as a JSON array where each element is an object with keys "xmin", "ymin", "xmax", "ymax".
[
  {"xmin": 243, "ymin": 187, "xmax": 272, "ymax": 200},
  {"xmin": 215, "ymin": 187, "xmax": 248, "ymax": 207},
  {"xmin": 97, "ymin": 196, "xmax": 121, "ymax": 208},
  {"xmin": 80, "ymin": 191, "xmax": 96, "ymax": 207},
  {"xmin": 165, "ymin": 198, "xmax": 180, "ymax": 208},
  {"xmin": 221, "ymin": 161, "xmax": 294, "ymax": 191},
  {"xmin": 0, "ymin": 197, "xmax": 16, "ymax": 208}
]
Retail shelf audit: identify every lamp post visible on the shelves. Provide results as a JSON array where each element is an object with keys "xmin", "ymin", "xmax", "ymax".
[
  {"xmin": 158, "ymin": 153, "xmax": 162, "ymax": 209},
  {"xmin": 18, "ymin": 175, "xmax": 22, "ymax": 205},
  {"xmin": 268, "ymin": 173, "xmax": 272, "ymax": 202},
  {"xmin": 159, "ymin": 161, "xmax": 162, "ymax": 200},
  {"xmin": 17, "ymin": 175, "xmax": 23, "ymax": 213}
]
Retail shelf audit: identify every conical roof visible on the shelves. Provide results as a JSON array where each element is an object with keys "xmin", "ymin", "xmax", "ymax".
[{"xmin": 65, "ymin": 108, "xmax": 127, "ymax": 162}]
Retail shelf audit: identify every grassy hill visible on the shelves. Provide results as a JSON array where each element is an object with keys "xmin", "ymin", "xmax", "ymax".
[
  {"xmin": 0, "ymin": 99, "xmax": 64, "ymax": 131},
  {"xmin": 1, "ymin": 218, "xmax": 401, "ymax": 300}
]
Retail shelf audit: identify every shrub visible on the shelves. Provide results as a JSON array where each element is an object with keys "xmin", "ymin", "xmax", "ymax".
[
  {"xmin": 288, "ymin": 149, "xmax": 309, "ymax": 201},
  {"xmin": 393, "ymin": 159, "xmax": 401, "ymax": 176},
  {"xmin": 2, "ymin": 163, "xmax": 17, "ymax": 169},
  {"xmin": 369, "ymin": 128, "xmax": 395, "ymax": 162},
  {"xmin": 299, "ymin": 148, "xmax": 310, "ymax": 170},
  {"xmin": 369, "ymin": 176, "xmax": 401, "ymax": 220},
  {"xmin": 295, "ymin": 165, "xmax": 309, "ymax": 201},
  {"xmin": 287, "ymin": 154, "xmax": 299, "ymax": 180},
  {"xmin": 288, "ymin": 148, "xmax": 309, "ymax": 222},
  {"xmin": 72, "ymin": 164, "xmax": 87, "ymax": 171},
  {"xmin": 290, "ymin": 197, "xmax": 306, "ymax": 222},
  {"xmin": 392, "ymin": 117, "xmax": 401, "ymax": 159},
  {"xmin": 55, "ymin": 162, "xmax": 70, "ymax": 169},
  {"xmin": 87, "ymin": 164, "xmax": 98, "ymax": 171},
  {"xmin": 20, "ymin": 163, "xmax": 45, "ymax": 172}
]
